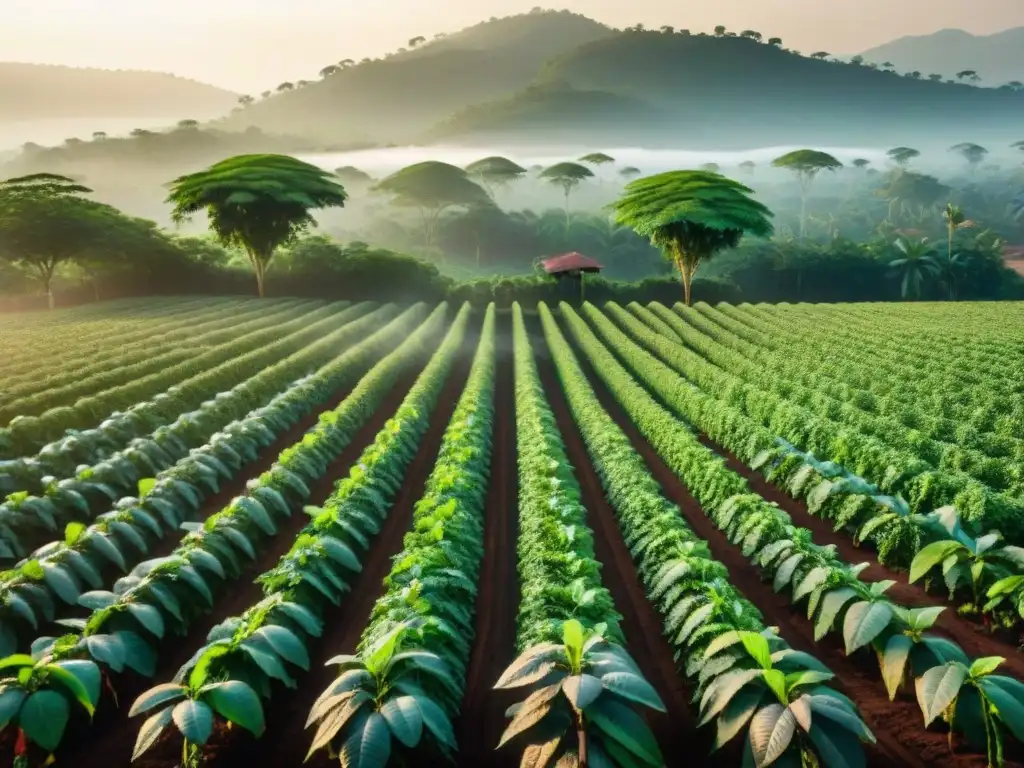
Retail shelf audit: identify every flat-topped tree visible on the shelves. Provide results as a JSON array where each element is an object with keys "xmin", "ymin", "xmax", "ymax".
[
  {"xmin": 464, "ymin": 155, "xmax": 527, "ymax": 198},
  {"xmin": 166, "ymin": 154, "xmax": 348, "ymax": 298},
  {"xmin": 853, "ymin": 158, "xmax": 871, "ymax": 170},
  {"xmin": 771, "ymin": 149, "xmax": 842, "ymax": 238},
  {"xmin": 578, "ymin": 152, "xmax": 615, "ymax": 167},
  {"xmin": 738, "ymin": 160, "xmax": 756, "ymax": 174},
  {"xmin": 950, "ymin": 142, "xmax": 988, "ymax": 171},
  {"xmin": 611, "ymin": 169, "xmax": 773, "ymax": 306},
  {"xmin": 0, "ymin": 173, "xmax": 116, "ymax": 309},
  {"xmin": 699, "ymin": 162, "xmax": 721, "ymax": 173},
  {"xmin": 539, "ymin": 161, "xmax": 594, "ymax": 231},
  {"xmin": 619, "ymin": 166, "xmax": 641, "ymax": 181},
  {"xmin": 333, "ymin": 165, "xmax": 374, "ymax": 185},
  {"xmin": 373, "ymin": 160, "xmax": 491, "ymax": 250},
  {"xmin": 887, "ymin": 147, "xmax": 920, "ymax": 166}
]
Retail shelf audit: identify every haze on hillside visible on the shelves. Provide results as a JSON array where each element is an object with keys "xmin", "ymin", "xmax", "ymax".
[{"xmin": 1, "ymin": 0, "xmax": 1020, "ymax": 92}]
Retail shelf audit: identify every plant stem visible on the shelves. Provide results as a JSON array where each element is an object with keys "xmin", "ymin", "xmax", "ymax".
[{"xmin": 575, "ymin": 709, "xmax": 589, "ymax": 768}]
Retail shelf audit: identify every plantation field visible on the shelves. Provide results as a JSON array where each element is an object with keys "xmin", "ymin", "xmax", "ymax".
[{"xmin": 2, "ymin": 296, "xmax": 1024, "ymax": 768}]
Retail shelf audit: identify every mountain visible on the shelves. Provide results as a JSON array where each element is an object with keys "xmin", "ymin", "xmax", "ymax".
[
  {"xmin": 427, "ymin": 29, "xmax": 1024, "ymax": 148},
  {"xmin": 0, "ymin": 63, "xmax": 237, "ymax": 121},
  {"xmin": 215, "ymin": 10, "xmax": 613, "ymax": 142},
  {"xmin": 859, "ymin": 28, "xmax": 1024, "ymax": 86}
]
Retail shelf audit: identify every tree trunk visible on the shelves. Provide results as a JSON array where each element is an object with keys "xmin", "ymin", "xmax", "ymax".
[
  {"xmin": 255, "ymin": 261, "xmax": 266, "ymax": 298},
  {"xmin": 564, "ymin": 190, "xmax": 571, "ymax": 236},
  {"xmin": 799, "ymin": 193, "xmax": 808, "ymax": 239},
  {"xmin": 677, "ymin": 257, "xmax": 695, "ymax": 307}
]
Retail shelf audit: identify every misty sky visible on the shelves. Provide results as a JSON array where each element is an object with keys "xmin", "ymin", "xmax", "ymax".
[{"xmin": 3, "ymin": 0, "xmax": 1022, "ymax": 92}]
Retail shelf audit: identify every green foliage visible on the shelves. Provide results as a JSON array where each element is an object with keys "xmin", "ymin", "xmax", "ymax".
[
  {"xmin": 611, "ymin": 170, "xmax": 773, "ymax": 305},
  {"xmin": 166, "ymin": 154, "xmax": 348, "ymax": 296}
]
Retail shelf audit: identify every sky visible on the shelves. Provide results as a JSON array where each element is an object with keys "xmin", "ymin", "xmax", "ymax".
[{"xmin": 2, "ymin": 0, "xmax": 1022, "ymax": 92}]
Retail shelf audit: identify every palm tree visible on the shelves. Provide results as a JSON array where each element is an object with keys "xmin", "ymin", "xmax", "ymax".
[
  {"xmin": 539, "ymin": 162, "xmax": 594, "ymax": 232},
  {"xmin": 771, "ymin": 150, "xmax": 843, "ymax": 238},
  {"xmin": 939, "ymin": 203, "xmax": 975, "ymax": 299},
  {"xmin": 611, "ymin": 170, "xmax": 774, "ymax": 305},
  {"xmin": 889, "ymin": 237, "xmax": 939, "ymax": 299},
  {"xmin": 166, "ymin": 155, "xmax": 348, "ymax": 297}
]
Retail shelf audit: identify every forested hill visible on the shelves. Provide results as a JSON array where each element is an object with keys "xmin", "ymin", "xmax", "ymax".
[
  {"xmin": 215, "ymin": 10, "xmax": 613, "ymax": 142},
  {"xmin": 0, "ymin": 63, "xmax": 237, "ymax": 120},
  {"xmin": 428, "ymin": 30, "xmax": 1024, "ymax": 148}
]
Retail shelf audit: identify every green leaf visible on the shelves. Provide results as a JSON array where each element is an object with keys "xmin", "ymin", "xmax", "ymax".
[
  {"xmin": 977, "ymin": 680, "xmax": 1024, "ymax": 742},
  {"xmin": 0, "ymin": 688, "xmax": 27, "ymax": 729},
  {"xmin": 338, "ymin": 710, "xmax": 391, "ymax": 768},
  {"xmin": 133, "ymin": 706, "xmax": 173, "ymax": 761},
  {"xmin": 968, "ymin": 656, "xmax": 1004, "ymax": 678},
  {"xmin": 20, "ymin": 690, "xmax": 70, "ymax": 751},
  {"xmin": 42, "ymin": 563, "xmax": 80, "ymax": 605},
  {"xmin": 914, "ymin": 663, "xmax": 967, "ymax": 727},
  {"xmin": 880, "ymin": 635, "xmax": 913, "ymax": 701},
  {"xmin": 129, "ymin": 683, "xmax": 188, "ymax": 717},
  {"xmin": 806, "ymin": 695, "xmax": 875, "ymax": 744},
  {"xmin": 137, "ymin": 478, "xmax": 157, "ymax": 498},
  {"xmin": 589, "ymin": 697, "xmax": 663, "ymax": 766},
  {"xmin": 909, "ymin": 541, "xmax": 963, "ymax": 583},
  {"xmin": 64, "ymin": 521, "xmax": 87, "ymax": 546},
  {"xmin": 562, "ymin": 619, "xmax": 584, "ymax": 651},
  {"xmin": 255, "ymin": 625, "xmax": 310, "ymax": 670},
  {"xmin": 379, "ymin": 695, "xmax": 422, "ymax": 748},
  {"xmin": 417, "ymin": 695, "xmax": 456, "ymax": 749},
  {"xmin": 562, "ymin": 674, "xmax": 603, "ymax": 711},
  {"xmin": 713, "ymin": 687, "xmax": 764, "ymax": 751},
  {"xmin": 598, "ymin": 672, "xmax": 665, "ymax": 712},
  {"xmin": 814, "ymin": 587, "xmax": 857, "ymax": 641},
  {"xmin": 85, "ymin": 633, "xmax": 127, "ymax": 672},
  {"xmin": 842, "ymin": 601, "xmax": 894, "ymax": 654},
  {"xmin": 172, "ymin": 698, "xmax": 214, "ymax": 745},
  {"xmin": 740, "ymin": 632, "xmax": 773, "ymax": 671},
  {"xmin": 203, "ymin": 680, "xmax": 265, "ymax": 736},
  {"xmin": 43, "ymin": 661, "xmax": 98, "ymax": 713},
  {"xmin": 127, "ymin": 602, "xmax": 165, "ymax": 639},
  {"xmin": 494, "ymin": 643, "xmax": 564, "ymax": 689}
]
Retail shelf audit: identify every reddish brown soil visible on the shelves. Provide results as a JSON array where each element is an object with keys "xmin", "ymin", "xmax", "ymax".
[
  {"xmin": 455, "ymin": 321, "xmax": 520, "ymax": 768},
  {"xmin": 558, "ymin": 323, "xmax": 974, "ymax": 768},
  {"xmin": 531, "ymin": 330, "xmax": 715, "ymax": 768},
  {"xmin": 60, "ymin": 366, "xmax": 425, "ymax": 768},
  {"xmin": 204, "ymin": 331, "xmax": 478, "ymax": 768},
  {"xmin": 700, "ymin": 437, "xmax": 1024, "ymax": 681}
]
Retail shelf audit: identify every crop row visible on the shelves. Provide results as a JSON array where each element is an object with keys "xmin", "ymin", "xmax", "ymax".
[
  {"xmin": 637, "ymin": 302, "xmax": 1024, "ymax": 499},
  {"xmin": 677, "ymin": 303, "xmax": 1024, "ymax": 466},
  {"xmin": 0, "ymin": 303, "xmax": 392, "ymax": 558},
  {"xmin": 0, "ymin": 304, "xmax": 426, "ymax": 654},
  {"xmin": 606, "ymin": 301, "xmax": 1024, "ymax": 551},
  {"xmin": 493, "ymin": 304, "xmax": 667, "ymax": 767},
  {"xmin": 0, "ymin": 302, "xmax": 370, "ymax": 475},
  {"xmin": 305, "ymin": 303, "xmax": 494, "ymax": 765},
  {"xmin": 564, "ymin": 300, "xmax": 1024, "ymax": 763},
  {"xmin": 0, "ymin": 303, "xmax": 449, "ymax": 760},
  {"xmin": 0, "ymin": 300, "xmax": 312, "ymax": 419},
  {"xmin": 593, "ymin": 302, "xmax": 1024, "ymax": 621},
  {"xmin": 0, "ymin": 298, "xmax": 247, "ymax": 376},
  {"xmin": 726, "ymin": 303, "xmax": 1024, "ymax": 425}
]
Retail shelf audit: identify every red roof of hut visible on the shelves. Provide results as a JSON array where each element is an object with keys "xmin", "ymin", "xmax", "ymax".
[
  {"xmin": 541, "ymin": 252, "xmax": 604, "ymax": 274},
  {"xmin": 1004, "ymin": 245, "xmax": 1024, "ymax": 277}
]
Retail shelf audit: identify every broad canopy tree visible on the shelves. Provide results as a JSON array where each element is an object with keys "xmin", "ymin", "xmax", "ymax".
[
  {"xmin": 771, "ymin": 149, "xmax": 842, "ymax": 238},
  {"xmin": 539, "ymin": 161, "xmax": 594, "ymax": 230},
  {"xmin": 373, "ymin": 161, "xmax": 491, "ymax": 253},
  {"xmin": 166, "ymin": 154, "xmax": 348, "ymax": 298},
  {"xmin": 0, "ymin": 173, "xmax": 116, "ymax": 308},
  {"xmin": 611, "ymin": 169, "xmax": 774, "ymax": 306},
  {"xmin": 463, "ymin": 156, "xmax": 527, "ymax": 198},
  {"xmin": 887, "ymin": 147, "xmax": 920, "ymax": 166}
]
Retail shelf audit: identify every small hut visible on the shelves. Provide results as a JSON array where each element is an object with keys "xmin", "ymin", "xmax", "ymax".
[{"xmin": 541, "ymin": 252, "xmax": 604, "ymax": 303}]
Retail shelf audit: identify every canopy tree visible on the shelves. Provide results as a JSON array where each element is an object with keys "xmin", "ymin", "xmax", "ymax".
[
  {"xmin": 771, "ymin": 149, "xmax": 842, "ymax": 238},
  {"xmin": 950, "ymin": 142, "xmax": 988, "ymax": 171},
  {"xmin": 619, "ymin": 166, "xmax": 642, "ymax": 182},
  {"xmin": 166, "ymin": 154, "xmax": 348, "ymax": 297},
  {"xmin": 611, "ymin": 170, "xmax": 774, "ymax": 306},
  {"xmin": 373, "ymin": 161, "xmax": 491, "ymax": 254},
  {"xmin": 464, "ymin": 156, "xmax": 527, "ymax": 198},
  {"xmin": 738, "ymin": 160, "xmax": 756, "ymax": 174},
  {"xmin": 333, "ymin": 166, "xmax": 374, "ymax": 185},
  {"xmin": 539, "ymin": 161, "xmax": 594, "ymax": 231},
  {"xmin": 852, "ymin": 158, "xmax": 871, "ymax": 169},
  {"xmin": 877, "ymin": 170, "xmax": 950, "ymax": 222},
  {"xmin": 699, "ymin": 162, "xmax": 721, "ymax": 173},
  {"xmin": 0, "ymin": 173, "xmax": 113, "ymax": 308},
  {"xmin": 886, "ymin": 147, "xmax": 920, "ymax": 166}
]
